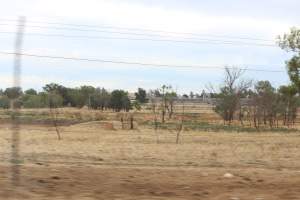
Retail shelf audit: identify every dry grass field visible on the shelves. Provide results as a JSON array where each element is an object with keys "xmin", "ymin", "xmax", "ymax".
[{"xmin": 1, "ymin": 108, "xmax": 300, "ymax": 199}]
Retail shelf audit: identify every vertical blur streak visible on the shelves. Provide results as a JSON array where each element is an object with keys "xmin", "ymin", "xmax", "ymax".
[{"xmin": 11, "ymin": 16, "xmax": 26, "ymax": 186}]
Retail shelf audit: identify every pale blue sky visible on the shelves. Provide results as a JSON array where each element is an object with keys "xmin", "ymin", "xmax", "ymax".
[{"xmin": 0, "ymin": 0, "xmax": 299, "ymax": 93}]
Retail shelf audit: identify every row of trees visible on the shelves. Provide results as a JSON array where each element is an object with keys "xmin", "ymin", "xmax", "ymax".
[
  {"xmin": 214, "ymin": 27, "xmax": 300, "ymax": 128},
  {"xmin": 0, "ymin": 84, "xmax": 149, "ymax": 112},
  {"xmin": 214, "ymin": 68, "xmax": 299, "ymax": 128},
  {"xmin": 0, "ymin": 76, "xmax": 298, "ymax": 128}
]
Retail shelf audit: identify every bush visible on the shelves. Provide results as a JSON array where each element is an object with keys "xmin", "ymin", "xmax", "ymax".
[
  {"xmin": 23, "ymin": 95, "xmax": 45, "ymax": 108},
  {"xmin": 0, "ymin": 96, "xmax": 10, "ymax": 109},
  {"xmin": 47, "ymin": 93, "xmax": 64, "ymax": 108},
  {"xmin": 132, "ymin": 101, "xmax": 141, "ymax": 111},
  {"xmin": 22, "ymin": 93, "xmax": 63, "ymax": 108}
]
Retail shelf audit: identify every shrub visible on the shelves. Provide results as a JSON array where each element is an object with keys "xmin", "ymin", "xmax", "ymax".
[
  {"xmin": 23, "ymin": 95, "xmax": 45, "ymax": 108},
  {"xmin": 0, "ymin": 96, "xmax": 10, "ymax": 109}
]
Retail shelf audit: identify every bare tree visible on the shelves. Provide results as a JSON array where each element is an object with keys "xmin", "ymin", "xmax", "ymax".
[
  {"xmin": 149, "ymin": 94, "xmax": 160, "ymax": 143},
  {"xmin": 49, "ymin": 93, "xmax": 61, "ymax": 140},
  {"xmin": 214, "ymin": 67, "xmax": 252, "ymax": 124},
  {"xmin": 130, "ymin": 114, "xmax": 134, "ymax": 130},
  {"xmin": 156, "ymin": 85, "xmax": 177, "ymax": 123},
  {"xmin": 176, "ymin": 97, "xmax": 185, "ymax": 144},
  {"xmin": 160, "ymin": 85, "xmax": 167, "ymax": 123}
]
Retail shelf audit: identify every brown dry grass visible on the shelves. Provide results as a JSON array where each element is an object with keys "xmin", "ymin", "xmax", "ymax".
[
  {"xmin": 1, "ymin": 108, "xmax": 300, "ymax": 199},
  {"xmin": 1, "ymin": 123, "xmax": 300, "ymax": 169}
]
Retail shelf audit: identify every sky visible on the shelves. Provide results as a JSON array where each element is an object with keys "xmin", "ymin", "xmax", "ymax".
[{"xmin": 0, "ymin": 0, "xmax": 299, "ymax": 94}]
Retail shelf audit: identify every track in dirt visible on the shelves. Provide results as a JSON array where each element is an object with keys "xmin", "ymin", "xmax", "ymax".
[{"xmin": 1, "ymin": 164, "xmax": 300, "ymax": 200}]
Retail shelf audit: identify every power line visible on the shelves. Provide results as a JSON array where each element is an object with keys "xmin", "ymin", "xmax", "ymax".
[
  {"xmin": 0, "ymin": 51, "xmax": 285, "ymax": 73},
  {"xmin": 0, "ymin": 31, "xmax": 277, "ymax": 48},
  {"xmin": 0, "ymin": 22, "xmax": 275, "ymax": 43},
  {"xmin": 0, "ymin": 23, "xmax": 275, "ymax": 45},
  {"xmin": 0, "ymin": 18, "xmax": 274, "ymax": 42},
  {"xmin": 0, "ymin": 21, "xmax": 278, "ymax": 47}
]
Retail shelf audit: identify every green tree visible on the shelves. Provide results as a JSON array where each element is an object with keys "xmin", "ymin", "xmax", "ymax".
[
  {"xmin": 80, "ymin": 85, "xmax": 96, "ymax": 107},
  {"xmin": 48, "ymin": 93, "xmax": 64, "ymax": 108},
  {"xmin": 165, "ymin": 90, "xmax": 177, "ymax": 119},
  {"xmin": 4, "ymin": 87, "xmax": 22, "ymax": 99},
  {"xmin": 43, "ymin": 83, "xmax": 63, "ymax": 93},
  {"xmin": 0, "ymin": 95, "xmax": 10, "ymax": 109},
  {"xmin": 22, "ymin": 89, "xmax": 38, "ymax": 103},
  {"xmin": 90, "ymin": 88, "xmax": 110, "ymax": 110},
  {"xmin": 253, "ymin": 81, "xmax": 276, "ymax": 127},
  {"xmin": 110, "ymin": 90, "xmax": 131, "ymax": 112},
  {"xmin": 23, "ymin": 95, "xmax": 45, "ymax": 108},
  {"xmin": 278, "ymin": 28, "xmax": 300, "ymax": 92},
  {"xmin": 43, "ymin": 83, "xmax": 69, "ymax": 106},
  {"xmin": 25, "ymin": 88, "xmax": 37, "ymax": 95},
  {"xmin": 286, "ymin": 56, "xmax": 300, "ymax": 92},
  {"xmin": 68, "ymin": 88, "xmax": 86, "ymax": 108},
  {"xmin": 37, "ymin": 92, "xmax": 63, "ymax": 108},
  {"xmin": 278, "ymin": 27, "xmax": 300, "ymax": 52},
  {"xmin": 135, "ymin": 88, "xmax": 147, "ymax": 103},
  {"xmin": 278, "ymin": 85, "xmax": 298, "ymax": 126},
  {"xmin": 158, "ymin": 85, "xmax": 177, "ymax": 123}
]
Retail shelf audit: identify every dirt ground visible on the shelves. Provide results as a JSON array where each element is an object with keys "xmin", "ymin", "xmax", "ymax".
[
  {"xmin": 1, "ymin": 122, "xmax": 300, "ymax": 199},
  {"xmin": 1, "ymin": 164, "xmax": 300, "ymax": 200}
]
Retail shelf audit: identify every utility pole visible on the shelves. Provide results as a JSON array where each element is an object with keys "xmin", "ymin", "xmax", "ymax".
[{"xmin": 11, "ymin": 16, "xmax": 26, "ymax": 186}]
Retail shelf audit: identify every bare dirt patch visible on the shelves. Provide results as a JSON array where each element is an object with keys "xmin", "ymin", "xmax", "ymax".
[{"xmin": 1, "ymin": 164, "xmax": 300, "ymax": 200}]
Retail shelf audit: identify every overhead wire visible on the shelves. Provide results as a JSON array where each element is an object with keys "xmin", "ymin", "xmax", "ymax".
[
  {"xmin": 0, "ymin": 51, "xmax": 285, "ymax": 73},
  {"xmin": 0, "ymin": 19, "xmax": 287, "ymax": 73},
  {"xmin": 0, "ymin": 31, "xmax": 277, "ymax": 47},
  {"xmin": 0, "ymin": 18, "xmax": 274, "ymax": 42},
  {"xmin": 0, "ymin": 21, "xmax": 277, "ymax": 48}
]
